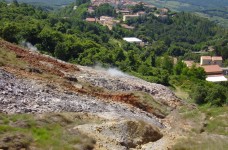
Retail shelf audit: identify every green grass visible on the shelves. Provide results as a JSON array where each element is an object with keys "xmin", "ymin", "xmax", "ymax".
[
  {"xmin": 200, "ymin": 106, "xmax": 228, "ymax": 136},
  {"xmin": 173, "ymin": 105, "xmax": 228, "ymax": 149},
  {"xmin": 134, "ymin": 91, "xmax": 170, "ymax": 117},
  {"xmin": 0, "ymin": 47, "xmax": 27, "ymax": 68},
  {"xmin": 0, "ymin": 113, "xmax": 99, "ymax": 149},
  {"xmin": 173, "ymin": 135, "xmax": 228, "ymax": 150},
  {"xmin": 173, "ymin": 86, "xmax": 191, "ymax": 102}
]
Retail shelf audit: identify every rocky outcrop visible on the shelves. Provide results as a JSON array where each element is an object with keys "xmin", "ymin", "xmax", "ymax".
[
  {"xmin": 78, "ymin": 66, "xmax": 182, "ymax": 108},
  {"xmin": 0, "ymin": 40, "xmax": 184, "ymax": 149},
  {"xmin": 74, "ymin": 119, "xmax": 163, "ymax": 150},
  {"xmin": 0, "ymin": 69, "xmax": 164, "ymax": 128}
]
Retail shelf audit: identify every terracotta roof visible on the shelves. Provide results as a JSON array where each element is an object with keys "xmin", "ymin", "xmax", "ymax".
[
  {"xmin": 202, "ymin": 65, "xmax": 222, "ymax": 73},
  {"xmin": 201, "ymin": 56, "xmax": 211, "ymax": 60},
  {"xmin": 212, "ymin": 56, "xmax": 223, "ymax": 61}
]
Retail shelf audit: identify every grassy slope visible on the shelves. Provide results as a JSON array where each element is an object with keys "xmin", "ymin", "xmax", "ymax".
[
  {"xmin": 172, "ymin": 87, "xmax": 228, "ymax": 150},
  {"xmin": 0, "ymin": 113, "xmax": 99, "ymax": 149}
]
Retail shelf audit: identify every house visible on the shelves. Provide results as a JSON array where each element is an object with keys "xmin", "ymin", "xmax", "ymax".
[
  {"xmin": 200, "ymin": 56, "xmax": 223, "ymax": 66},
  {"xmin": 212, "ymin": 56, "xmax": 223, "ymax": 66},
  {"xmin": 200, "ymin": 56, "xmax": 212, "ymax": 65},
  {"xmin": 116, "ymin": 9, "xmax": 131, "ymax": 15},
  {"xmin": 199, "ymin": 56, "xmax": 227, "ymax": 82},
  {"xmin": 123, "ymin": 14, "xmax": 139, "ymax": 21},
  {"xmin": 202, "ymin": 65, "xmax": 227, "ymax": 82},
  {"xmin": 123, "ymin": 37, "xmax": 144, "ymax": 46},
  {"xmin": 183, "ymin": 60, "xmax": 195, "ymax": 68},
  {"xmin": 85, "ymin": 18, "xmax": 97, "ymax": 22},
  {"xmin": 137, "ymin": 11, "xmax": 146, "ymax": 16},
  {"xmin": 202, "ymin": 65, "xmax": 223, "ymax": 75},
  {"xmin": 159, "ymin": 8, "xmax": 169, "ymax": 15},
  {"xmin": 123, "ymin": 37, "xmax": 142, "ymax": 43},
  {"xmin": 98, "ymin": 16, "xmax": 119, "ymax": 30}
]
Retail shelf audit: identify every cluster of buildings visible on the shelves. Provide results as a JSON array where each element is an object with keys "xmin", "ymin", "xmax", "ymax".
[
  {"xmin": 91, "ymin": 0, "xmax": 139, "ymax": 7},
  {"xmin": 184, "ymin": 56, "xmax": 228, "ymax": 82},
  {"xmin": 85, "ymin": 0, "xmax": 169, "ymax": 30},
  {"xmin": 86, "ymin": 16, "xmax": 120, "ymax": 30}
]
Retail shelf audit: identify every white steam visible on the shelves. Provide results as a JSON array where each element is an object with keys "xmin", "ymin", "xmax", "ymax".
[
  {"xmin": 21, "ymin": 41, "xmax": 38, "ymax": 51},
  {"xmin": 93, "ymin": 64, "xmax": 129, "ymax": 77},
  {"xmin": 107, "ymin": 68, "xmax": 128, "ymax": 77}
]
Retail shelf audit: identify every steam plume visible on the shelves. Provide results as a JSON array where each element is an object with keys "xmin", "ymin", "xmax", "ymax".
[{"xmin": 21, "ymin": 41, "xmax": 38, "ymax": 51}]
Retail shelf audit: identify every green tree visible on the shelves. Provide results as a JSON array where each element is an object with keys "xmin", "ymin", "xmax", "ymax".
[
  {"xmin": 0, "ymin": 23, "xmax": 19, "ymax": 43},
  {"xmin": 95, "ymin": 3, "xmax": 116, "ymax": 17},
  {"xmin": 191, "ymin": 85, "xmax": 208, "ymax": 104}
]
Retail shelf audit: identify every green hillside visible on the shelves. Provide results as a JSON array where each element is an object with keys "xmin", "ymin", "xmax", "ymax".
[
  {"xmin": 142, "ymin": 0, "xmax": 228, "ymax": 27},
  {"xmin": 6, "ymin": 0, "xmax": 75, "ymax": 9},
  {"xmin": 0, "ymin": 1, "xmax": 227, "ymax": 106}
]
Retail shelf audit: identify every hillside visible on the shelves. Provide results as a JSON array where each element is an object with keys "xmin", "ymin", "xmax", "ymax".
[
  {"xmin": 8, "ymin": 0, "xmax": 228, "ymax": 27},
  {"xmin": 1, "ymin": 39, "xmax": 228, "ymax": 149},
  {"xmin": 6, "ymin": 0, "xmax": 75, "ymax": 9},
  {"xmin": 142, "ymin": 0, "xmax": 228, "ymax": 27},
  {"xmin": 0, "ymin": 1, "xmax": 228, "ymax": 149},
  {"xmin": 1, "ymin": 38, "xmax": 228, "ymax": 149},
  {"xmin": 0, "ymin": 38, "xmax": 178, "ymax": 149}
]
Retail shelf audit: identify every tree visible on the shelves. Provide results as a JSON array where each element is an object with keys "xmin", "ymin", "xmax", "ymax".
[
  {"xmin": 205, "ymin": 85, "xmax": 226, "ymax": 106},
  {"xmin": 12, "ymin": 0, "xmax": 19, "ymax": 7},
  {"xmin": 76, "ymin": 0, "xmax": 90, "ymax": 6},
  {"xmin": 0, "ymin": 23, "xmax": 19, "ymax": 43},
  {"xmin": 95, "ymin": 3, "xmax": 116, "ymax": 17},
  {"xmin": 173, "ymin": 60, "xmax": 186, "ymax": 75},
  {"xmin": 191, "ymin": 85, "xmax": 208, "ymax": 104},
  {"xmin": 54, "ymin": 43, "xmax": 69, "ymax": 61},
  {"xmin": 38, "ymin": 27, "xmax": 63, "ymax": 53}
]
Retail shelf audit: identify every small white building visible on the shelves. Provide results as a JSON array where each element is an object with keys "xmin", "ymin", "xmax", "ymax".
[
  {"xmin": 206, "ymin": 76, "xmax": 227, "ymax": 82},
  {"xmin": 123, "ymin": 37, "xmax": 144, "ymax": 46},
  {"xmin": 123, "ymin": 37, "xmax": 142, "ymax": 43}
]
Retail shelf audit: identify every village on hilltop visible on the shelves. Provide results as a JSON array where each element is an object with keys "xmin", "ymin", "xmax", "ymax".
[{"xmin": 84, "ymin": 0, "xmax": 170, "ymax": 30}]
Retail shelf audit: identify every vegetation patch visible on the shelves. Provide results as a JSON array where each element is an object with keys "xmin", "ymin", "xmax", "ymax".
[
  {"xmin": 0, "ymin": 113, "xmax": 100, "ymax": 149},
  {"xmin": 0, "ymin": 47, "xmax": 27, "ymax": 68}
]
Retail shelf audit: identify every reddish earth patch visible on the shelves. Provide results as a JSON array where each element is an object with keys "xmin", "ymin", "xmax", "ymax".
[
  {"xmin": 0, "ymin": 40, "xmax": 79, "ymax": 77},
  {"xmin": 0, "ymin": 39, "xmax": 164, "ymax": 118},
  {"xmin": 62, "ymin": 82, "xmax": 165, "ymax": 118}
]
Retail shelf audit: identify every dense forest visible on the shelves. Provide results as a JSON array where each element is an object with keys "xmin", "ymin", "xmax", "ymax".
[{"xmin": 0, "ymin": 1, "xmax": 227, "ymax": 106}]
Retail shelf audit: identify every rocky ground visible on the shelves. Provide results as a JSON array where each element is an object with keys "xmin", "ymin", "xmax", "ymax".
[{"xmin": 0, "ymin": 39, "xmax": 185, "ymax": 149}]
